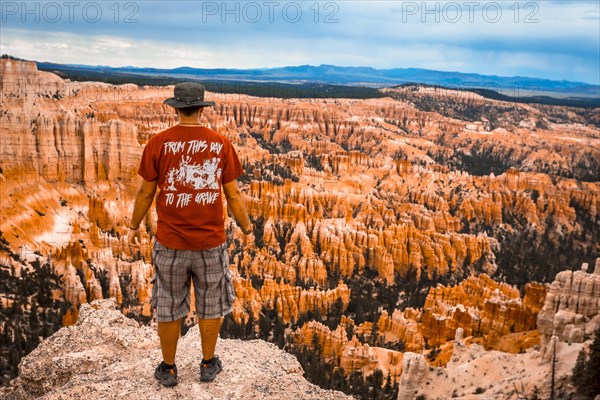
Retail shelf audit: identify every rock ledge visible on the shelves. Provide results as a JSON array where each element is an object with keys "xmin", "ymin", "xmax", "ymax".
[{"xmin": 1, "ymin": 299, "xmax": 351, "ymax": 400}]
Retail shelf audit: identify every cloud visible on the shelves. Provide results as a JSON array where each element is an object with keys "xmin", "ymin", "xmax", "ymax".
[
  {"xmin": 0, "ymin": 1, "xmax": 598, "ymax": 83},
  {"xmin": 0, "ymin": 29, "xmax": 214, "ymax": 68}
]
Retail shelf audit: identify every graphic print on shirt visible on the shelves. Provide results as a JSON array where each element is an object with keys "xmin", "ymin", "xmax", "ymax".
[
  {"xmin": 165, "ymin": 156, "xmax": 222, "ymax": 191},
  {"xmin": 161, "ymin": 139, "xmax": 224, "ymax": 208}
]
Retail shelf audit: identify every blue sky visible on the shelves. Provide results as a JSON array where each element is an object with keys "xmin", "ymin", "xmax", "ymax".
[{"xmin": 1, "ymin": 1, "xmax": 599, "ymax": 84}]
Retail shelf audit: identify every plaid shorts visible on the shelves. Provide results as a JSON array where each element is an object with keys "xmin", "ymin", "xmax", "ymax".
[{"xmin": 150, "ymin": 241, "xmax": 236, "ymax": 322}]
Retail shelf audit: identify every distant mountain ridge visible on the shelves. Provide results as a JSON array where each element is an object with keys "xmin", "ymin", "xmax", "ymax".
[{"xmin": 36, "ymin": 61, "xmax": 600, "ymax": 98}]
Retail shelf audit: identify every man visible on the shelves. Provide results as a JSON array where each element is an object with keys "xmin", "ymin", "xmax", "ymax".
[{"xmin": 128, "ymin": 82, "xmax": 252, "ymax": 387}]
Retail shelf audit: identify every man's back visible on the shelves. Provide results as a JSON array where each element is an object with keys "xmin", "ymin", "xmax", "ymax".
[{"xmin": 138, "ymin": 125, "xmax": 242, "ymax": 250}]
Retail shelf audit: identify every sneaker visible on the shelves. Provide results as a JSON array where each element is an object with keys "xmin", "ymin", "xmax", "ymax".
[
  {"xmin": 154, "ymin": 361, "xmax": 178, "ymax": 387},
  {"xmin": 200, "ymin": 356, "xmax": 223, "ymax": 382}
]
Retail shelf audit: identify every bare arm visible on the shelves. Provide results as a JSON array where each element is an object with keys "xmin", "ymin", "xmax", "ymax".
[
  {"xmin": 223, "ymin": 180, "xmax": 252, "ymax": 234},
  {"xmin": 128, "ymin": 179, "xmax": 157, "ymax": 244}
]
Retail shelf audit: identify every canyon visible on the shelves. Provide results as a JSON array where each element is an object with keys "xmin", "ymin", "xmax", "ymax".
[{"xmin": 1, "ymin": 60, "xmax": 599, "ymax": 398}]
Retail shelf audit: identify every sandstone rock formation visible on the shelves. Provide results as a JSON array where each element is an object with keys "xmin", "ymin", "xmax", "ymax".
[
  {"xmin": 290, "ymin": 320, "xmax": 403, "ymax": 379},
  {"xmin": 396, "ymin": 352, "xmax": 428, "ymax": 400},
  {"xmin": 231, "ymin": 276, "xmax": 350, "ymax": 325},
  {"xmin": 376, "ymin": 309, "xmax": 424, "ymax": 352},
  {"xmin": 0, "ymin": 61, "xmax": 141, "ymax": 188},
  {"xmin": 392, "ymin": 263, "xmax": 600, "ymax": 399},
  {"xmin": 382, "ymin": 85, "xmax": 600, "ymax": 181},
  {"xmin": 289, "ymin": 271, "xmax": 549, "ymax": 386},
  {"xmin": 369, "ymin": 274, "xmax": 548, "ymax": 357},
  {"xmin": 537, "ymin": 258, "xmax": 600, "ymax": 347},
  {"xmin": 420, "ymin": 274, "xmax": 547, "ymax": 348},
  {"xmin": 394, "ymin": 334, "xmax": 585, "ymax": 400},
  {"xmin": 0, "ymin": 299, "xmax": 352, "ymax": 400},
  {"xmin": 3, "ymin": 60, "xmax": 598, "ymax": 304}
]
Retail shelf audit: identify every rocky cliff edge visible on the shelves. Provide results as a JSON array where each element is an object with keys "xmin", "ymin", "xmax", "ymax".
[{"xmin": 0, "ymin": 299, "xmax": 351, "ymax": 400}]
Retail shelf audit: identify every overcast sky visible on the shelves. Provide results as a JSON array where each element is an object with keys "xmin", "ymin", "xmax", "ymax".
[{"xmin": 1, "ymin": 1, "xmax": 599, "ymax": 83}]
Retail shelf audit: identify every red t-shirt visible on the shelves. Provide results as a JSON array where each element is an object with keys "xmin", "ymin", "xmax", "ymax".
[{"xmin": 138, "ymin": 125, "xmax": 242, "ymax": 250}]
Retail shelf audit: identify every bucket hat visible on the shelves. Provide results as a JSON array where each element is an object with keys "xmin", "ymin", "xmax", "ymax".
[{"xmin": 163, "ymin": 82, "xmax": 215, "ymax": 108}]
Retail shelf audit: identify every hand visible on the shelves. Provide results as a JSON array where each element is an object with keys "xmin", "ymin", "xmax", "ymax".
[{"xmin": 128, "ymin": 226, "xmax": 141, "ymax": 246}]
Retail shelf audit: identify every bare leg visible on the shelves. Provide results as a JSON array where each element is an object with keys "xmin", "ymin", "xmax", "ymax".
[
  {"xmin": 158, "ymin": 319, "xmax": 181, "ymax": 364},
  {"xmin": 198, "ymin": 318, "xmax": 222, "ymax": 360}
]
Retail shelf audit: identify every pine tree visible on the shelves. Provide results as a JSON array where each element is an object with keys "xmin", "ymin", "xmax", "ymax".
[
  {"xmin": 29, "ymin": 302, "xmax": 39, "ymax": 328},
  {"xmin": 572, "ymin": 327, "xmax": 600, "ymax": 399},
  {"xmin": 583, "ymin": 329, "xmax": 600, "ymax": 398},
  {"xmin": 550, "ymin": 338, "xmax": 557, "ymax": 400},
  {"xmin": 10, "ymin": 296, "xmax": 19, "ymax": 316},
  {"xmin": 258, "ymin": 309, "xmax": 271, "ymax": 340},
  {"xmin": 273, "ymin": 319, "xmax": 285, "ymax": 349},
  {"xmin": 383, "ymin": 371, "xmax": 393, "ymax": 397},
  {"xmin": 371, "ymin": 321, "xmax": 379, "ymax": 345},
  {"xmin": 244, "ymin": 312, "xmax": 256, "ymax": 339},
  {"xmin": 572, "ymin": 348, "xmax": 587, "ymax": 391}
]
